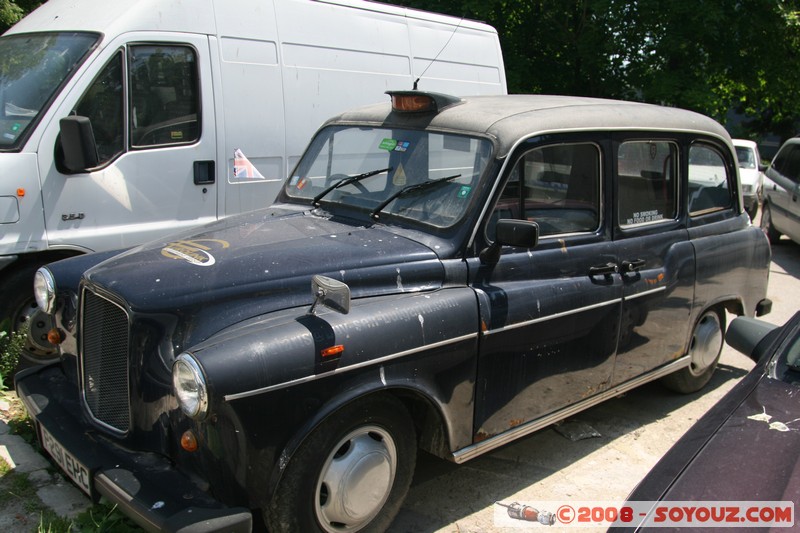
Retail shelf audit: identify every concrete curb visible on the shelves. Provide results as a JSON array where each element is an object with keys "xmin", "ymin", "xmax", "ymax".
[{"xmin": 0, "ymin": 416, "xmax": 92, "ymax": 522}]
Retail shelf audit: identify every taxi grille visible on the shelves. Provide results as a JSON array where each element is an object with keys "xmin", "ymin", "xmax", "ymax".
[{"xmin": 81, "ymin": 289, "xmax": 130, "ymax": 434}]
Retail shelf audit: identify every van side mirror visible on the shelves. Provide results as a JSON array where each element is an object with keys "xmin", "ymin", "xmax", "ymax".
[
  {"xmin": 59, "ymin": 116, "xmax": 99, "ymax": 173},
  {"xmin": 480, "ymin": 219, "xmax": 539, "ymax": 265}
]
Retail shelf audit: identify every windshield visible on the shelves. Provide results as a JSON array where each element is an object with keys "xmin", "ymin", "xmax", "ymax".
[
  {"xmin": 284, "ymin": 126, "xmax": 493, "ymax": 229},
  {"xmin": 735, "ymin": 146, "xmax": 756, "ymax": 169},
  {"xmin": 0, "ymin": 32, "xmax": 99, "ymax": 151}
]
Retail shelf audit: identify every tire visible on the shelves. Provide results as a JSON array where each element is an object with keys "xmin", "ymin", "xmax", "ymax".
[
  {"xmin": 0, "ymin": 263, "xmax": 58, "ymax": 365},
  {"xmin": 265, "ymin": 395, "xmax": 416, "ymax": 533},
  {"xmin": 662, "ymin": 308, "xmax": 725, "ymax": 394},
  {"xmin": 760, "ymin": 203, "xmax": 781, "ymax": 245}
]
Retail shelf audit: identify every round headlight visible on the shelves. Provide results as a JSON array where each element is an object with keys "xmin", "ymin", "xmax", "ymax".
[
  {"xmin": 173, "ymin": 354, "xmax": 209, "ymax": 419},
  {"xmin": 33, "ymin": 268, "xmax": 56, "ymax": 314}
]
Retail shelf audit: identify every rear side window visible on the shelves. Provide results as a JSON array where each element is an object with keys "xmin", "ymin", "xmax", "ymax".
[
  {"xmin": 618, "ymin": 141, "xmax": 677, "ymax": 227},
  {"xmin": 490, "ymin": 142, "xmax": 601, "ymax": 238},
  {"xmin": 688, "ymin": 144, "xmax": 732, "ymax": 215}
]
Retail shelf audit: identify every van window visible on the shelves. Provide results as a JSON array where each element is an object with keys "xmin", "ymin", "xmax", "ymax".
[
  {"xmin": 618, "ymin": 141, "xmax": 677, "ymax": 226},
  {"xmin": 490, "ymin": 143, "xmax": 600, "ymax": 238},
  {"xmin": 688, "ymin": 144, "xmax": 732, "ymax": 214},
  {"xmin": 74, "ymin": 51, "xmax": 124, "ymax": 164},
  {"xmin": 129, "ymin": 45, "xmax": 199, "ymax": 147}
]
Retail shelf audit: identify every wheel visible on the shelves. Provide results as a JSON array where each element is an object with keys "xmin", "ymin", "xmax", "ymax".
[
  {"xmin": 265, "ymin": 395, "xmax": 416, "ymax": 533},
  {"xmin": 0, "ymin": 263, "xmax": 58, "ymax": 365},
  {"xmin": 760, "ymin": 203, "xmax": 781, "ymax": 244},
  {"xmin": 662, "ymin": 308, "xmax": 725, "ymax": 394}
]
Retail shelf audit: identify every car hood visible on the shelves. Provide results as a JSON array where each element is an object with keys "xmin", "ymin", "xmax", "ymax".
[
  {"xmin": 659, "ymin": 373, "xmax": 800, "ymax": 502},
  {"xmin": 84, "ymin": 206, "xmax": 445, "ymax": 315},
  {"xmin": 739, "ymin": 167, "xmax": 762, "ymax": 187}
]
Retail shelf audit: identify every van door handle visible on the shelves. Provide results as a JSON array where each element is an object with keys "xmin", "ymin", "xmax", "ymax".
[
  {"xmin": 621, "ymin": 259, "xmax": 646, "ymax": 272},
  {"xmin": 194, "ymin": 160, "xmax": 215, "ymax": 185},
  {"xmin": 589, "ymin": 262, "xmax": 619, "ymax": 276}
]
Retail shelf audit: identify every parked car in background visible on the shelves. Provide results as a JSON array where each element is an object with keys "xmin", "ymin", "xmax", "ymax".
[
  {"xmin": 17, "ymin": 92, "xmax": 771, "ymax": 532},
  {"xmin": 613, "ymin": 311, "xmax": 800, "ymax": 530},
  {"xmin": 733, "ymin": 139, "xmax": 765, "ymax": 219},
  {"xmin": 762, "ymin": 137, "xmax": 800, "ymax": 244}
]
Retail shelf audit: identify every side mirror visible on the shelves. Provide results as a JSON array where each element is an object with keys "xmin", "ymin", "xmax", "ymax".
[
  {"xmin": 725, "ymin": 316, "xmax": 779, "ymax": 363},
  {"xmin": 309, "ymin": 275, "xmax": 351, "ymax": 315},
  {"xmin": 59, "ymin": 116, "xmax": 99, "ymax": 173},
  {"xmin": 480, "ymin": 219, "xmax": 539, "ymax": 265}
]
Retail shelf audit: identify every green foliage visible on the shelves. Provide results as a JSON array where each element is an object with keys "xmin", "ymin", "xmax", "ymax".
[
  {"xmin": 390, "ymin": 0, "xmax": 800, "ymax": 141},
  {"xmin": 0, "ymin": 323, "xmax": 26, "ymax": 391}
]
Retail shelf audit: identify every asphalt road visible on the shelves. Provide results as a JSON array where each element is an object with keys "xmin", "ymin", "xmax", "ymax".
[{"xmin": 392, "ymin": 236, "xmax": 800, "ymax": 533}]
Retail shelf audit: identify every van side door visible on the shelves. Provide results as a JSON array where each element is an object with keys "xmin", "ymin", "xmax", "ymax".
[
  {"xmin": 610, "ymin": 137, "xmax": 694, "ymax": 384},
  {"xmin": 765, "ymin": 142, "xmax": 800, "ymax": 242},
  {"xmin": 471, "ymin": 137, "xmax": 622, "ymax": 440},
  {"xmin": 39, "ymin": 33, "xmax": 217, "ymax": 252}
]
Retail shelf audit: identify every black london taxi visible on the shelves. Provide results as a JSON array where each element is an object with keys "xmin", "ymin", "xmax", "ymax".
[{"xmin": 16, "ymin": 91, "xmax": 772, "ymax": 532}]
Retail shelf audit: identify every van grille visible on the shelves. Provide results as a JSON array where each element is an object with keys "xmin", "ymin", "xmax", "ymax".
[{"xmin": 81, "ymin": 289, "xmax": 130, "ymax": 434}]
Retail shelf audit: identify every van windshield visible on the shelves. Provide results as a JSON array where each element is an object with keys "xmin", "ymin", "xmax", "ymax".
[
  {"xmin": 283, "ymin": 125, "xmax": 493, "ymax": 229},
  {"xmin": 0, "ymin": 32, "xmax": 98, "ymax": 151}
]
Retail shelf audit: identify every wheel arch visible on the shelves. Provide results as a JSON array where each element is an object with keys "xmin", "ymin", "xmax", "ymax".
[{"xmin": 264, "ymin": 383, "xmax": 453, "ymax": 502}]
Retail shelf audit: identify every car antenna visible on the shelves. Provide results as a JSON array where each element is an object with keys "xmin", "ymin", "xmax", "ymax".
[{"xmin": 413, "ymin": 16, "xmax": 464, "ymax": 90}]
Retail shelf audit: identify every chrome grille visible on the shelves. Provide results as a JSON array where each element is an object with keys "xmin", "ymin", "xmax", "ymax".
[{"xmin": 81, "ymin": 288, "xmax": 130, "ymax": 433}]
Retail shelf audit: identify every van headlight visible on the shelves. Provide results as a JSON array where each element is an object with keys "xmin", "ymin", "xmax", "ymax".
[
  {"xmin": 33, "ymin": 268, "xmax": 56, "ymax": 314},
  {"xmin": 173, "ymin": 353, "xmax": 209, "ymax": 419}
]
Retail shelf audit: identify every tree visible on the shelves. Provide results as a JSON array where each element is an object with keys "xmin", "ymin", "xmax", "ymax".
[
  {"xmin": 0, "ymin": 0, "xmax": 41, "ymax": 34},
  {"xmin": 389, "ymin": 0, "xmax": 800, "ymax": 141}
]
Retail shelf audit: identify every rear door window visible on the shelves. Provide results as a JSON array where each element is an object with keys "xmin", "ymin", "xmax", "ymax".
[{"xmin": 617, "ymin": 140, "xmax": 678, "ymax": 227}]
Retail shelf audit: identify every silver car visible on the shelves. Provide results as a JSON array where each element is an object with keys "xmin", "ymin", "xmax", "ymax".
[{"xmin": 762, "ymin": 137, "xmax": 800, "ymax": 244}]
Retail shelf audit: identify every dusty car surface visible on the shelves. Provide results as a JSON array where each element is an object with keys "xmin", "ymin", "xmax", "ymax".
[
  {"xmin": 733, "ymin": 138, "xmax": 765, "ymax": 219},
  {"xmin": 613, "ymin": 311, "xmax": 800, "ymax": 531},
  {"xmin": 762, "ymin": 137, "xmax": 800, "ymax": 244},
  {"xmin": 17, "ymin": 91, "xmax": 772, "ymax": 532}
]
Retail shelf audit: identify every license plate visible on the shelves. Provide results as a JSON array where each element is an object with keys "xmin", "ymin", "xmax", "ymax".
[{"xmin": 40, "ymin": 425, "xmax": 92, "ymax": 496}]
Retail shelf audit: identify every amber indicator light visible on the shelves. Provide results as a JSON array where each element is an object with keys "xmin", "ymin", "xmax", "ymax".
[
  {"xmin": 17, "ymin": 188, "xmax": 25, "ymax": 197},
  {"xmin": 321, "ymin": 345, "xmax": 345, "ymax": 358},
  {"xmin": 47, "ymin": 328, "xmax": 64, "ymax": 345},
  {"xmin": 181, "ymin": 430, "xmax": 198, "ymax": 452},
  {"xmin": 391, "ymin": 94, "xmax": 435, "ymax": 113}
]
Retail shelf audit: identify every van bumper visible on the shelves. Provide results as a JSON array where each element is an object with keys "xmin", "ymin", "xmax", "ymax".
[{"xmin": 15, "ymin": 364, "xmax": 252, "ymax": 533}]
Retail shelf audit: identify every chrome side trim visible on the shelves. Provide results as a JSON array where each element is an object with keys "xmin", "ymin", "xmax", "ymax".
[
  {"xmin": 451, "ymin": 355, "xmax": 692, "ymax": 464},
  {"xmin": 224, "ymin": 332, "xmax": 479, "ymax": 401},
  {"xmin": 482, "ymin": 298, "xmax": 622, "ymax": 336},
  {"xmin": 624, "ymin": 285, "xmax": 667, "ymax": 301}
]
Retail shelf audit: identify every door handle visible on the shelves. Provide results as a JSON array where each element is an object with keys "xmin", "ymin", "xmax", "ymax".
[
  {"xmin": 589, "ymin": 262, "xmax": 619, "ymax": 276},
  {"xmin": 621, "ymin": 259, "xmax": 646, "ymax": 272},
  {"xmin": 194, "ymin": 160, "xmax": 215, "ymax": 185}
]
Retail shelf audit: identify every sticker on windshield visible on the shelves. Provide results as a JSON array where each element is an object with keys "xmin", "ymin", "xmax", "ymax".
[
  {"xmin": 458, "ymin": 185, "xmax": 472, "ymax": 198},
  {"xmin": 379, "ymin": 139, "xmax": 410, "ymax": 152}
]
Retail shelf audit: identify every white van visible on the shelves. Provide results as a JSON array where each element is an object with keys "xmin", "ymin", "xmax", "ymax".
[{"xmin": 0, "ymin": 0, "xmax": 506, "ymax": 342}]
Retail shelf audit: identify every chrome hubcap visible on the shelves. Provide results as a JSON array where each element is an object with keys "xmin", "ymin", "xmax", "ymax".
[
  {"xmin": 689, "ymin": 312, "xmax": 722, "ymax": 375},
  {"xmin": 315, "ymin": 425, "xmax": 396, "ymax": 532}
]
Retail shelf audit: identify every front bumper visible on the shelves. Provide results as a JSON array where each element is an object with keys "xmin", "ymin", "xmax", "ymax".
[{"xmin": 15, "ymin": 364, "xmax": 252, "ymax": 533}]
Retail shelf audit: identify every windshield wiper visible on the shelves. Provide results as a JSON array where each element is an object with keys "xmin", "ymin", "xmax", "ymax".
[
  {"xmin": 370, "ymin": 174, "xmax": 461, "ymax": 220},
  {"xmin": 312, "ymin": 167, "xmax": 392, "ymax": 206}
]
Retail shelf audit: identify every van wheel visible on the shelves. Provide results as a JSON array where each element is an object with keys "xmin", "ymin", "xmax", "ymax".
[
  {"xmin": 0, "ymin": 264, "xmax": 58, "ymax": 366},
  {"xmin": 760, "ymin": 203, "xmax": 781, "ymax": 244},
  {"xmin": 265, "ymin": 395, "xmax": 416, "ymax": 533},
  {"xmin": 662, "ymin": 308, "xmax": 725, "ymax": 394}
]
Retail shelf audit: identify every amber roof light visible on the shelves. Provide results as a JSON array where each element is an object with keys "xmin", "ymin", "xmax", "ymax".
[{"xmin": 387, "ymin": 91, "xmax": 462, "ymax": 114}]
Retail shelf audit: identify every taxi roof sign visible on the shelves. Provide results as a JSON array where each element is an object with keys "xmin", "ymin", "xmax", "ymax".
[{"xmin": 387, "ymin": 91, "xmax": 462, "ymax": 114}]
